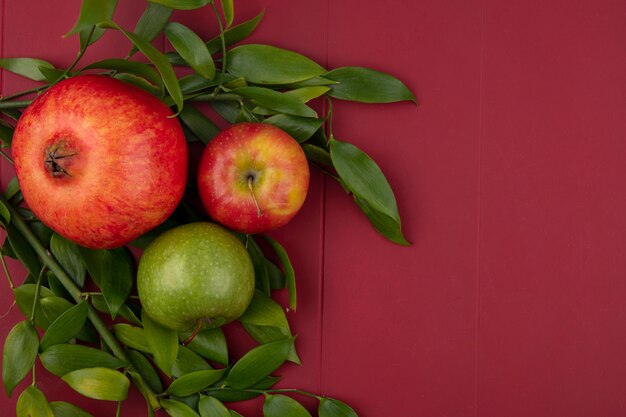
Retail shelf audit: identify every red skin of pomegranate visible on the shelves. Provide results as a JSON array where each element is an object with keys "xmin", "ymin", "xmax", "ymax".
[
  {"xmin": 12, "ymin": 75, "xmax": 188, "ymax": 249},
  {"xmin": 197, "ymin": 123, "xmax": 310, "ymax": 234}
]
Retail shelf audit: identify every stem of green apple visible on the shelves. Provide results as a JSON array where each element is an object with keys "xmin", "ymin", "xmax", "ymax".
[{"xmin": 0, "ymin": 193, "xmax": 161, "ymax": 410}]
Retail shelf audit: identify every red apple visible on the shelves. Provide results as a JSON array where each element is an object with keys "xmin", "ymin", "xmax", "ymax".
[
  {"xmin": 197, "ymin": 123, "xmax": 309, "ymax": 234},
  {"xmin": 12, "ymin": 75, "xmax": 187, "ymax": 249}
]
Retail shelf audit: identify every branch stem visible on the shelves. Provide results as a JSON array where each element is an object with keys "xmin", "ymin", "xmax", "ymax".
[
  {"xmin": 0, "ymin": 248, "xmax": 15, "ymax": 289},
  {"xmin": 0, "ymin": 194, "xmax": 160, "ymax": 410}
]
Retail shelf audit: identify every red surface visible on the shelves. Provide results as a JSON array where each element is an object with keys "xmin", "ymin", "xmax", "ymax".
[{"xmin": 2, "ymin": 1, "xmax": 626, "ymax": 416}]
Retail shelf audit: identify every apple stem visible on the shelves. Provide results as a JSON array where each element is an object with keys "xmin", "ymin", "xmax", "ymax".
[
  {"xmin": 247, "ymin": 176, "xmax": 263, "ymax": 217},
  {"xmin": 183, "ymin": 320, "xmax": 204, "ymax": 346}
]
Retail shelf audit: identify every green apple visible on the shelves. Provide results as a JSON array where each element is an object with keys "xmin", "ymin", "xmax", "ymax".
[{"xmin": 136, "ymin": 222, "xmax": 255, "ymax": 332}]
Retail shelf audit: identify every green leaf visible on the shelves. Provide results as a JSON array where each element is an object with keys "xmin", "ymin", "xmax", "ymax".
[
  {"xmin": 230, "ymin": 412, "xmax": 243, "ymax": 417},
  {"xmin": 4, "ymin": 175, "xmax": 21, "ymax": 201},
  {"xmin": 99, "ymin": 20, "xmax": 183, "ymax": 114},
  {"xmin": 302, "ymin": 144, "xmax": 332, "ymax": 167},
  {"xmin": 79, "ymin": 26, "xmax": 106, "ymax": 49},
  {"xmin": 329, "ymin": 137, "xmax": 409, "ymax": 244},
  {"xmin": 354, "ymin": 195, "xmax": 410, "ymax": 245},
  {"xmin": 179, "ymin": 74, "xmax": 224, "ymax": 94},
  {"xmin": 2, "ymin": 321, "xmax": 38, "ymax": 397},
  {"xmin": 14, "ymin": 286, "xmax": 81, "ymax": 332},
  {"xmin": 178, "ymin": 105, "xmax": 220, "ymax": 145},
  {"xmin": 134, "ymin": 2, "xmax": 173, "ymax": 43},
  {"xmin": 242, "ymin": 324, "xmax": 300, "ymax": 365},
  {"xmin": 5, "ymin": 222, "xmax": 42, "ymax": 277},
  {"xmin": 286, "ymin": 76, "xmax": 338, "ymax": 88},
  {"xmin": 264, "ymin": 114, "xmax": 323, "ymax": 143},
  {"xmin": 172, "ymin": 345, "xmax": 212, "ymax": 378},
  {"xmin": 113, "ymin": 73, "xmax": 161, "ymax": 95},
  {"xmin": 204, "ymin": 376, "xmax": 279, "ymax": 402},
  {"xmin": 160, "ymin": 398, "xmax": 200, "ymax": 417},
  {"xmin": 40, "ymin": 302, "xmax": 88, "ymax": 350},
  {"xmin": 148, "ymin": 0, "xmax": 209, "ymax": 10},
  {"xmin": 0, "ymin": 200, "xmax": 10, "ymax": 224},
  {"xmin": 210, "ymin": 101, "xmax": 239, "ymax": 123},
  {"xmin": 50, "ymin": 401, "xmax": 94, "ymax": 417},
  {"xmin": 167, "ymin": 369, "xmax": 226, "ymax": 397},
  {"xmin": 112, "ymin": 324, "xmax": 151, "ymax": 353},
  {"xmin": 225, "ymin": 337, "xmax": 294, "ymax": 389},
  {"xmin": 240, "ymin": 290, "xmax": 289, "ymax": 329},
  {"xmin": 318, "ymin": 398, "xmax": 359, "ymax": 417},
  {"xmin": 100, "ymin": 248, "xmax": 133, "ymax": 317},
  {"xmin": 267, "ymin": 259, "xmax": 286, "ymax": 290},
  {"xmin": 126, "ymin": 349, "xmax": 163, "ymax": 393},
  {"xmin": 62, "ymin": 367, "xmax": 129, "ymax": 401},
  {"xmin": 39, "ymin": 343, "xmax": 127, "ymax": 376},
  {"xmin": 206, "ymin": 10, "xmax": 264, "ymax": 54},
  {"xmin": 184, "ymin": 328, "xmax": 228, "ymax": 365},
  {"xmin": 166, "ymin": 22, "xmax": 215, "ymax": 80},
  {"xmin": 38, "ymin": 67, "xmax": 65, "ymax": 83},
  {"xmin": 285, "ymin": 86, "xmax": 330, "ymax": 102},
  {"xmin": 0, "ymin": 58, "xmax": 54, "ymax": 81},
  {"xmin": 264, "ymin": 395, "xmax": 312, "ymax": 417},
  {"xmin": 227, "ymin": 45, "xmax": 326, "ymax": 85},
  {"xmin": 50, "ymin": 234, "xmax": 86, "ymax": 288},
  {"xmin": 261, "ymin": 236, "xmax": 296, "ymax": 311},
  {"xmin": 324, "ymin": 66, "xmax": 415, "ymax": 103},
  {"xmin": 16, "ymin": 386, "xmax": 54, "ymax": 417},
  {"xmin": 199, "ymin": 396, "xmax": 230, "ymax": 417},
  {"xmin": 143, "ymin": 312, "xmax": 179, "ymax": 376},
  {"xmin": 233, "ymin": 87, "xmax": 317, "ymax": 118},
  {"xmin": 83, "ymin": 59, "xmax": 163, "ymax": 89},
  {"xmin": 221, "ymin": 0, "xmax": 234, "ymax": 26},
  {"xmin": 66, "ymin": 0, "xmax": 118, "ymax": 36}
]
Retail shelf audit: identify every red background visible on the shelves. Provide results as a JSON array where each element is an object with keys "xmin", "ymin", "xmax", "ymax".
[{"xmin": 2, "ymin": 0, "xmax": 626, "ymax": 416}]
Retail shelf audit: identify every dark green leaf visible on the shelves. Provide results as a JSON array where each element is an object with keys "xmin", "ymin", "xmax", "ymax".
[
  {"xmin": 329, "ymin": 137, "xmax": 408, "ymax": 244},
  {"xmin": 0, "ymin": 58, "xmax": 54, "ymax": 81},
  {"xmin": 50, "ymin": 401, "xmax": 94, "ymax": 417},
  {"xmin": 112, "ymin": 324, "xmax": 151, "ymax": 353},
  {"xmin": 206, "ymin": 10, "xmax": 264, "ymax": 54},
  {"xmin": 286, "ymin": 86, "xmax": 329, "ymax": 102},
  {"xmin": 242, "ymin": 324, "xmax": 300, "ymax": 364},
  {"xmin": 167, "ymin": 369, "xmax": 226, "ymax": 397},
  {"xmin": 227, "ymin": 45, "xmax": 325, "ymax": 85},
  {"xmin": 100, "ymin": 248, "xmax": 133, "ymax": 317},
  {"xmin": 261, "ymin": 236, "xmax": 296, "ymax": 311},
  {"xmin": 199, "ymin": 396, "xmax": 229, "ymax": 417},
  {"xmin": 236, "ymin": 105, "xmax": 260, "ymax": 123},
  {"xmin": 99, "ymin": 20, "xmax": 183, "ymax": 114},
  {"xmin": 143, "ymin": 312, "xmax": 179, "ymax": 376},
  {"xmin": 302, "ymin": 144, "xmax": 332, "ymax": 167},
  {"xmin": 184, "ymin": 328, "xmax": 228, "ymax": 365},
  {"xmin": 14, "ymin": 285, "xmax": 80, "ymax": 332},
  {"xmin": 225, "ymin": 337, "xmax": 294, "ymax": 389},
  {"xmin": 134, "ymin": 3, "xmax": 173, "ymax": 43},
  {"xmin": 179, "ymin": 106, "xmax": 220, "ymax": 145},
  {"xmin": 83, "ymin": 59, "xmax": 163, "ymax": 88},
  {"xmin": 79, "ymin": 26, "xmax": 106, "ymax": 49},
  {"xmin": 166, "ymin": 22, "xmax": 215, "ymax": 80},
  {"xmin": 324, "ymin": 66, "xmax": 415, "ymax": 103},
  {"xmin": 230, "ymin": 412, "xmax": 243, "ymax": 417},
  {"xmin": 178, "ymin": 74, "xmax": 225, "ymax": 94},
  {"xmin": 267, "ymin": 259, "xmax": 286, "ymax": 290},
  {"xmin": 4, "ymin": 175, "xmax": 20, "ymax": 201},
  {"xmin": 160, "ymin": 398, "xmax": 200, "ymax": 417},
  {"xmin": 66, "ymin": 0, "xmax": 118, "ymax": 36},
  {"xmin": 318, "ymin": 398, "xmax": 359, "ymax": 417},
  {"xmin": 172, "ymin": 346, "xmax": 212, "ymax": 378},
  {"xmin": 247, "ymin": 237, "xmax": 270, "ymax": 295},
  {"xmin": 2, "ymin": 321, "xmax": 38, "ymax": 397},
  {"xmin": 147, "ymin": 0, "xmax": 209, "ymax": 10},
  {"xmin": 62, "ymin": 367, "xmax": 129, "ymax": 401},
  {"xmin": 16, "ymin": 386, "xmax": 54, "ymax": 417},
  {"xmin": 240, "ymin": 290, "xmax": 289, "ymax": 329},
  {"xmin": 126, "ymin": 349, "xmax": 163, "ymax": 393},
  {"xmin": 354, "ymin": 195, "xmax": 410, "ymax": 245},
  {"xmin": 264, "ymin": 395, "xmax": 312, "ymax": 417},
  {"xmin": 90, "ymin": 296, "xmax": 141, "ymax": 325},
  {"xmin": 286, "ymin": 76, "xmax": 338, "ymax": 88},
  {"xmin": 50, "ymin": 233, "xmax": 86, "ymax": 288},
  {"xmin": 39, "ymin": 343, "xmax": 127, "ymax": 376},
  {"xmin": 204, "ymin": 376, "xmax": 279, "ymax": 402},
  {"xmin": 40, "ymin": 302, "xmax": 88, "ymax": 350},
  {"xmin": 0, "ymin": 123, "xmax": 13, "ymax": 147},
  {"xmin": 5, "ymin": 222, "xmax": 41, "ymax": 277},
  {"xmin": 233, "ymin": 87, "xmax": 316, "ymax": 118},
  {"xmin": 113, "ymin": 73, "xmax": 161, "ymax": 95},
  {"xmin": 264, "ymin": 114, "xmax": 323, "ymax": 143},
  {"xmin": 210, "ymin": 101, "xmax": 239, "ymax": 123}
]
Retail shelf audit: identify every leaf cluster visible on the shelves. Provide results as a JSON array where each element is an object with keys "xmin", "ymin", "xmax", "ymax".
[{"xmin": 0, "ymin": 0, "xmax": 417, "ymax": 416}]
